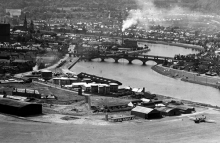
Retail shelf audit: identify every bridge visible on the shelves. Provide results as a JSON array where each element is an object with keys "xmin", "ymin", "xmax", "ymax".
[{"xmin": 71, "ymin": 53, "xmax": 174, "ymax": 65}]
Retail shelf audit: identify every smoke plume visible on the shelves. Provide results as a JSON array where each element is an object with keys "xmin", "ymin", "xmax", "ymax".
[
  {"xmin": 122, "ymin": 0, "xmax": 215, "ymax": 32},
  {"xmin": 33, "ymin": 64, "xmax": 38, "ymax": 71}
]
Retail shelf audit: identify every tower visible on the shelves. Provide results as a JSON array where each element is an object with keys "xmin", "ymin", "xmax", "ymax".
[
  {"xmin": 24, "ymin": 15, "xmax": 27, "ymax": 29},
  {"xmin": 29, "ymin": 20, "xmax": 34, "ymax": 32},
  {"xmin": 120, "ymin": 12, "xmax": 124, "ymax": 45}
]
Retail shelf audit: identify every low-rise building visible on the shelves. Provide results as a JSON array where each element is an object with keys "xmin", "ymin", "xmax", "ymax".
[{"xmin": 131, "ymin": 106, "xmax": 161, "ymax": 119}]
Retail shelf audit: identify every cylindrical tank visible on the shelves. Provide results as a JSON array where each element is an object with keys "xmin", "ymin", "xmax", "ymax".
[
  {"xmin": 105, "ymin": 85, "xmax": 110, "ymax": 94},
  {"xmin": 41, "ymin": 69, "xmax": 52, "ymax": 80},
  {"xmin": 91, "ymin": 85, "xmax": 98, "ymax": 93},
  {"xmin": 98, "ymin": 85, "xmax": 106, "ymax": 95},
  {"xmin": 53, "ymin": 78, "xmax": 59, "ymax": 85},
  {"xmin": 78, "ymin": 88, "xmax": 82, "ymax": 95},
  {"xmin": 109, "ymin": 83, "xmax": 118, "ymax": 92}
]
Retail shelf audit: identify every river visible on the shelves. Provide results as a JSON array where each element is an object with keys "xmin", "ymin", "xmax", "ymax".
[{"xmin": 71, "ymin": 42, "xmax": 220, "ymax": 106}]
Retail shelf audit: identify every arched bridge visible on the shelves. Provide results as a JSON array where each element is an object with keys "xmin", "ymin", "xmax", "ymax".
[{"xmin": 71, "ymin": 53, "xmax": 174, "ymax": 65}]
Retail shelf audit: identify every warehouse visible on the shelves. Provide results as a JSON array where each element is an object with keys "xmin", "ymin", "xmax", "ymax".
[
  {"xmin": 12, "ymin": 88, "xmax": 41, "ymax": 99},
  {"xmin": 0, "ymin": 98, "xmax": 42, "ymax": 116},
  {"xmin": 155, "ymin": 107, "xmax": 181, "ymax": 116},
  {"xmin": 131, "ymin": 106, "xmax": 161, "ymax": 119},
  {"xmin": 167, "ymin": 104, "xmax": 195, "ymax": 114}
]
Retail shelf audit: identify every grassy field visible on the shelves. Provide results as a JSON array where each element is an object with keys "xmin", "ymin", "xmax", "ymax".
[
  {"xmin": 0, "ymin": 107, "xmax": 220, "ymax": 143},
  {"xmin": 0, "ymin": 82, "xmax": 84, "ymax": 102}
]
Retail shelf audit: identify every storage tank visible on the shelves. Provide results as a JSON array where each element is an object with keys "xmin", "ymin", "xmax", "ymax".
[
  {"xmin": 60, "ymin": 77, "xmax": 70, "ymax": 86},
  {"xmin": 91, "ymin": 85, "xmax": 98, "ymax": 93},
  {"xmin": 98, "ymin": 85, "xmax": 106, "ymax": 95},
  {"xmin": 105, "ymin": 85, "xmax": 110, "ymax": 94},
  {"xmin": 109, "ymin": 83, "xmax": 118, "ymax": 92},
  {"xmin": 41, "ymin": 69, "xmax": 52, "ymax": 80},
  {"xmin": 53, "ymin": 78, "xmax": 60, "ymax": 85},
  {"xmin": 78, "ymin": 88, "xmax": 82, "ymax": 95}
]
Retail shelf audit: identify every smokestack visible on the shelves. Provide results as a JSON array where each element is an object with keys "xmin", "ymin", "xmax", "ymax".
[
  {"xmin": 122, "ymin": 31, "xmax": 124, "ymax": 46},
  {"xmin": 120, "ymin": 12, "xmax": 124, "ymax": 46}
]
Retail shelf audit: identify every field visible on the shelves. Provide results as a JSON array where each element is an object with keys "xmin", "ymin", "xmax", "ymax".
[{"xmin": 0, "ymin": 107, "xmax": 220, "ymax": 143}]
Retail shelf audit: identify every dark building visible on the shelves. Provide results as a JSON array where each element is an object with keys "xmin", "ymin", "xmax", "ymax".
[
  {"xmin": 0, "ymin": 98, "xmax": 42, "ymax": 116},
  {"xmin": 131, "ymin": 106, "xmax": 161, "ymax": 119},
  {"xmin": 155, "ymin": 107, "xmax": 181, "ymax": 116},
  {"xmin": 122, "ymin": 39, "xmax": 138, "ymax": 48},
  {"xmin": 0, "ymin": 24, "xmax": 10, "ymax": 42},
  {"xmin": 41, "ymin": 69, "xmax": 53, "ymax": 81},
  {"xmin": 167, "ymin": 104, "xmax": 195, "ymax": 114}
]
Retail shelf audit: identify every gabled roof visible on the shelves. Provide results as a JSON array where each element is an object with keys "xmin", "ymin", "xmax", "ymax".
[
  {"xmin": 0, "ymin": 98, "xmax": 32, "ymax": 108},
  {"xmin": 167, "ymin": 104, "xmax": 194, "ymax": 111},
  {"xmin": 155, "ymin": 107, "xmax": 175, "ymax": 113},
  {"xmin": 131, "ymin": 106, "xmax": 154, "ymax": 114}
]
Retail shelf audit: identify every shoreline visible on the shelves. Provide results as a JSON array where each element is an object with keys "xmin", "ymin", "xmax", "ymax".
[
  {"xmin": 79, "ymin": 33, "xmax": 204, "ymax": 51},
  {"xmin": 151, "ymin": 65, "xmax": 220, "ymax": 89},
  {"xmin": 151, "ymin": 65, "xmax": 220, "ymax": 109},
  {"xmin": 66, "ymin": 57, "xmax": 220, "ymax": 109}
]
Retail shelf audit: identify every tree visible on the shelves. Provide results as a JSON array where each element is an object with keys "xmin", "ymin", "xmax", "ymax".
[{"xmin": 210, "ymin": 55, "xmax": 220, "ymax": 74}]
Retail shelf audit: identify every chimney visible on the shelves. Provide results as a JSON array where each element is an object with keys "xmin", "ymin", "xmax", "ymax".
[
  {"xmin": 142, "ymin": 87, "xmax": 145, "ymax": 93},
  {"xmin": 122, "ymin": 31, "xmax": 124, "ymax": 46}
]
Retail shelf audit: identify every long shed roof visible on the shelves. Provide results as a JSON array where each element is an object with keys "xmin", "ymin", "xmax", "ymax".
[
  {"xmin": 0, "ymin": 98, "xmax": 34, "ymax": 108},
  {"xmin": 131, "ymin": 106, "xmax": 154, "ymax": 114}
]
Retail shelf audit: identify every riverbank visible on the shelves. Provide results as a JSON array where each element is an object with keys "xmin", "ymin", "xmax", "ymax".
[
  {"xmin": 138, "ymin": 40, "xmax": 204, "ymax": 51},
  {"xmin": 78, "ymin": 33, "xmax": 204, "ymax": 51},
  {"xmin": 152, "ymin": 65, "xmax": 220, "ymax": 89}
]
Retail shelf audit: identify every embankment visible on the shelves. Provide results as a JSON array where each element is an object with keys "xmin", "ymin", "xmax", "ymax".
[
  {"xmin": 152, "ymin": 65, "xmax": 220, "ymax": 89},
  {"xmin": 139, "ymin": 40, "xmax": 204, "ymax": 51},
  {"xmin": 77, "ymin": 34, "xmax": 204, "ymax": 51}
]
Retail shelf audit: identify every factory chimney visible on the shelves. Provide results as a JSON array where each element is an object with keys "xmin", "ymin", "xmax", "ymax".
[{"xmin": 120, "ymin": 12, "xmax": 124, "ymax": 46}]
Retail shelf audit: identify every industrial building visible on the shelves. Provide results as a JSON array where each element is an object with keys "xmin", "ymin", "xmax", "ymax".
[
  {"xmin": 131, "ymin": 106, "xmax": 161, "ymax": 119},
  {"xmin": 12, "ymin": 88, "xmax": 41, "ymax": 99},
  {"xmin": 109, "ymin": 83, "xmax": 118, "ymax": 92},
  {"xmin": 53, "ymin": 77, "xmax": 79, "ymax": 86},
  {"xmin": 41, "ymin": 69, "xmax": 53, "ymax": 80},
  {"xmin": 0, "ymin": 98, "xmax": 42, "ymax": 116},
  {"xmin": 81, "ymin": 83, "xmax": 111, "ymax": 95},
  {"xmin": 78, "ymin": 72, "xmax": 122, "ymax": 85},
  {"xmin": 155, "ymin": 107, "xmax": 181, "ymax": 116},
  {"xmin": 167, "ymin": 104, "xmax": 195, "ymax": 114}
]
